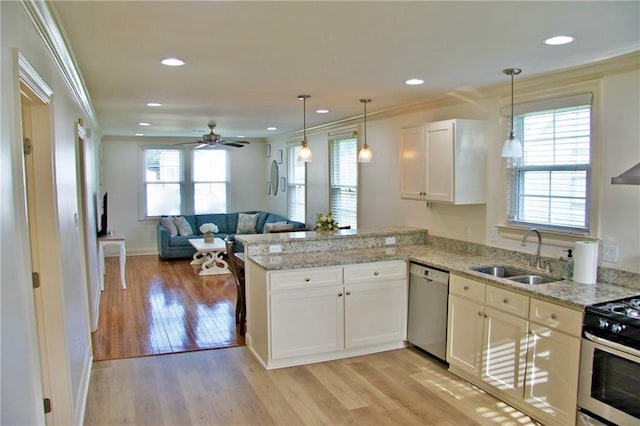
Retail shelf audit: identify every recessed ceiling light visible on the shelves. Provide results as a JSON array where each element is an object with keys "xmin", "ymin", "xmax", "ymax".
[
  {"xmin": 267, "ymin": 127, "xmax": 277, "ymax": 131},
  {"xmin": 138, "ymin": 122, "xmax": 151, "ymax": 126},
  {"xmin": 135, "ymin": 133, "xmax": 144, "ymax": 136},
  {"xmin": 405, "ymin": 78, "xmax": 424, "ymax": 86},
  {"xmin": 544, "ymin": 35, "xmax": 574, "ymax": 46},
  {"xmin": 316, "ymin": 109, "xmax": 329, "ymax": 114},
  {"xmin": 237, "ymin": 135, "xmax": 245, "ymax": 138},
  {"xmin": 146, "ymin": 102, "xmax": 162, "ymax": 107},
  {"xmin": 161, "ymin": 57, "xmax": 185, "ymax": 66}
]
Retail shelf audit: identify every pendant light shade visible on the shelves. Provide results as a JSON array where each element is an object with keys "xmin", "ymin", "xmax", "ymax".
[
  {"xmin": 296, "ymin": 95, "xmax": 312, "ymax": 162},
  {"xmin": 358, "ymin": 98, "xmax": 373, "ymax": 163},
  {"xmin": 501, "ymin": 68, "xmax": 523, "ymax": 158}
]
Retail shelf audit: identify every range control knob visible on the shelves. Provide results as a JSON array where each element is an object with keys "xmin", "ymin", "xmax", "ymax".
[
  {"xmin": 611, "ymin": 323, "xmax": 625, "ymax": 333},
  {"xmin": 598, "ymin": 318, "xmax": 610, "ymax": 329}
]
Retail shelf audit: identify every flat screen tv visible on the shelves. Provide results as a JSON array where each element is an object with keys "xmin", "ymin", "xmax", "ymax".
[{"xmin": 97, "ymin": 192, "xmax": 108, "ymax": 237}]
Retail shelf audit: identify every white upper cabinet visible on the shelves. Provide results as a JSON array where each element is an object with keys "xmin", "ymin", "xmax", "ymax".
[{"xmin": 400, "ymin": 119, "xmax": 487, "ymax": 204}]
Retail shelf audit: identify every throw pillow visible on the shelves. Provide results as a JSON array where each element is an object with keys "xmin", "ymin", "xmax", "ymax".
[
  {"xmin": 173, "ymin": 216, "xmax": 194, "ymax": 236},
  {"xmin": 236, "ymin": 213, "xmax": 259, "ymax": 234},
  {"xmin": 264, "ymin": 221, "xmax": 287, "ymax": 233},
  {"xmin": 160, "ymin": 216, "xmax": 178, "ymax": 237}
]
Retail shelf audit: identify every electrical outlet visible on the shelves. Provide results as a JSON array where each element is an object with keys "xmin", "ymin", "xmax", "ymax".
[
  {"xmin": 602, "ymin": 245, "xmax": 619, "ymax": 263},
  {"xmin": 269, "ymin": 244, "xmax": 282, "ymax": 253},
  {"xmin": 490, "ymin": 228, "xmax": 498, "ymax": 242},
  {"xmin": 385, "ymin": 236, "xmax": 396, "ymax": 245}
]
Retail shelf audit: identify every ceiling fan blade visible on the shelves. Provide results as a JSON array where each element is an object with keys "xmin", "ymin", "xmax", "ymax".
[
  {"xmin": 219, "ymin": 141, "xmax": 248, "ymax": 148},
  {"xmin": 194, "ymin": 143, "xmax": 209, "ymax": 149},
  {"xmin": 173, "ymin": 141, "xmax": 200, "ymax": 146}
]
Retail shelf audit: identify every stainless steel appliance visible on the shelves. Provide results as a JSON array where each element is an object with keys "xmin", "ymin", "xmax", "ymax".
[
  {"xmin": 407, "ymin": 263, "xmax": 449, "ymax": 362},
  {"xmin": 579, "ymin": 296, "xmax": 640, "ymax": 425}
]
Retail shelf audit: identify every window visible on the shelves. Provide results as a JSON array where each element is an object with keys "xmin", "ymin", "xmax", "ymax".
[
  {"xmin": 142, "ymin": 147, "xmax": 228, "ymax": 217},
  {"xmin": 329, "ymin": 133, "xmax": 358, "ymax": 228},
  {"xmin": 287, "ymin": 144, "xmax": 305, "ymax": 223},
  {"xmin": 507, "ymin": 95, "xmax": 592, "ymax": 233}
]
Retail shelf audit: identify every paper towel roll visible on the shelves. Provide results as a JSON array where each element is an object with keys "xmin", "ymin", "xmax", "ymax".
[{"xmin": 573, "ymin": 241, "xmax": 599, "ymax": 284}]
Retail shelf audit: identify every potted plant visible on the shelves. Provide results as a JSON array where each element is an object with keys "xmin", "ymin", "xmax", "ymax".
[{"xmin": 199, "ymin": 223, "xmax": 219, "ymax": 243}]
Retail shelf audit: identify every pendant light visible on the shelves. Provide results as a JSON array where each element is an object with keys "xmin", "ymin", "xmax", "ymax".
[
  {"xmin": 501, "ymin": 68, "xmax": 523, "ymax": 158},
  {"xmin": 296, "ymin": 95, "xmax": 312, "ymax": 162},
  {"xmin": 358, "ymin": 98, "xmax": 373, "ymax": 163}
]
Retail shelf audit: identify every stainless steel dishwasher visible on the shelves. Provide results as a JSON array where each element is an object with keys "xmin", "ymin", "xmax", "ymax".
[{"xmin": 407, "ymin": 263, "xmax": 449, "ymax": 362}]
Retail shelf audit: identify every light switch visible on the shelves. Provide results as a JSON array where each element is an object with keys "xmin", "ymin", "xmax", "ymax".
[
  {"xmin": 385, "ymin": 237, "xmax": 396, "ymax": 245},
  {"xmin": 269, "ymin": 244, "xmax": 282, "ymax": 253},
  {"xmin": 602, "ymin": 245, "xmax": 619, "ymax": 263}
]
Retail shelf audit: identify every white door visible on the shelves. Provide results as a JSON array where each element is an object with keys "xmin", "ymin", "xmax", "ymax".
[
  {"xmin": 524, "ymin": 324, "xmax": 581, "ymax": 425},
  {"xmin": 400, "ymin": 126, "xmax": 425, "ymax": 199},
  {"xmin": 345, "ymin": 280, "xmax": 407, "ymax": 348},
  {"xmin": 481, "ymin": 307, "xmax": 529, "ymax": 399},
  {"xmin": 447, "ymin": 294, "xmax": 485, "ymax": 377},
  {"xmin": 270, "ymin": 285, "xmax": 344, "ymax": 359},
  {"xmin": 424, "ymin": 120, "xmax": 454, "ymax": 202}
]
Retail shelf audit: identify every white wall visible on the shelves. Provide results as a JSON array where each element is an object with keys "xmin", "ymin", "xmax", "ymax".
[
  {"xmin": 1, "ymin": 1, "xmax": 94, "ymax": 424},
  {"xmin": 101, "ymin": 136, "xmax": 269, "ymax": 254}
]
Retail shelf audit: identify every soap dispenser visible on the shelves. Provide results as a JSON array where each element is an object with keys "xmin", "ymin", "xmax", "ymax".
[{"xmin": 561, "ymin": 249, "xmax": 574, "ymax": 280}]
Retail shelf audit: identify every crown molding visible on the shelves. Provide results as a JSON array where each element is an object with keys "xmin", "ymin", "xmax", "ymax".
[{"xmin": 20, "ymin": 0, "xmax": 98, "ymax": 129}]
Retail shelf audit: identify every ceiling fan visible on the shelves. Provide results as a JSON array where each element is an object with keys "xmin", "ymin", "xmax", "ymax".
[{"xmin": 178, "ymin": 123, "xmax": 250, "ymax": 149}]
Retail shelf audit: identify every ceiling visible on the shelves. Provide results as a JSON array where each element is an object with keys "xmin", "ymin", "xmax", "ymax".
[{"xmin": 51, "ymin": 1, "xmax": 639, "ymax": 140}]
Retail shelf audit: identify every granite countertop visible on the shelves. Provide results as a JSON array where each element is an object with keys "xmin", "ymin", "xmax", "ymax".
[{"xmin": 248, "ymin": 243, "xmax": 640, "ymax": 310}]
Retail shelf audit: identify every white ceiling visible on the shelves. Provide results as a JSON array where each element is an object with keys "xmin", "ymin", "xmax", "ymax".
[{"xmin": 51, "ymin": 1, "xmax": 639, "ymax": 139}]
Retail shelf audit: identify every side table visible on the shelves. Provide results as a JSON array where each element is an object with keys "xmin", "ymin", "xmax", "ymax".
[{"xmin": 98, "ymin": 232, "xmax": 127, "ymax": 290}]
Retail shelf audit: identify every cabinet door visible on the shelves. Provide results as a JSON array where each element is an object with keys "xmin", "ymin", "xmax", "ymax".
[
  {"xmin": 270, "ymin": 286, "xmax": 344, "ymax": 359},
  {"xmin": 447, "ymin": 294, "xmax": 485, "ymax": 377},
  {"xmin": 400, "ymin": 126, "xmax": 425, "ymax": 200},
  {"xmin": 524, "ymin": 324, "xmax": 580, "ymax": 425},
  {"xmin": 345, "ymin": 279, "xmax": 407, "ymax": 348},
  {"xmin": 424, "ymin": 120, "xmax": 454, "ymax": 202},
  {"xmin": 482, "ymin": 307, "xmax": 529, "ymax": 400}
]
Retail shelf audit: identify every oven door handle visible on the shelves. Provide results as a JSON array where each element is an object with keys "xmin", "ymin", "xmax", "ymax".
[{"xmin": 584, "ymin": 331, "xmax": 640, "ymax": 358}]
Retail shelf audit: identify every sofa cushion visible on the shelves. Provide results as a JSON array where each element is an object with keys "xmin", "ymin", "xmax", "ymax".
[
  {"xmin": 173, "ymin": 216, "xmax": 194, "ymax": 236},
  {"xmin": 237, "ymin": 213, "xmax": 259, "ymax": 234},
  {"xmin": 264, "ymin": 222, "xmax": 295, "ymax": 233},
  {"xmin": 160, "ymin": 216, "xmax": 178, "ymax": 237},
  {"xmin": 195, "ymin": 214, "xmax": 229, "ymax": 234}
]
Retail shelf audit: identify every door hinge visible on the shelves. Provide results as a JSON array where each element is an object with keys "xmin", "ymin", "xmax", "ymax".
[
  {"xmin": 23, "ymin": 137, "xmax": 32, "ymax": 155},
  {"xmin": 32, "ymin": 272, "xmax": 40, "ymax": 289},
  {"xmin": 43, "ymin": 398, "xmax": 52, "ymax": 414}
]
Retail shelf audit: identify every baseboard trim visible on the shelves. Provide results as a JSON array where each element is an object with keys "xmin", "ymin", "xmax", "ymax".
[{"xmin": 75, "ymin": 346, "xmax": 93, "ymax": 425}]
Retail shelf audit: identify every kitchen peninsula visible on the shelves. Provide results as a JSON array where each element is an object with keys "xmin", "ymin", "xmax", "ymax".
[{"xmin": 238, "ymin": 227, "xmax": 640, "ymax": 426}]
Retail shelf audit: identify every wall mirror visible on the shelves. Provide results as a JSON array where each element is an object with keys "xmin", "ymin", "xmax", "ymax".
[{"xmin": 270, "ymin": 160, "xmax": 279, "ymax": 196}]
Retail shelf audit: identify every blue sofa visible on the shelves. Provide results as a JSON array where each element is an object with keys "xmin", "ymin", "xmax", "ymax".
[{"xmin": 157, "ymin": 210, "xmax": 306, "ymax": 260}]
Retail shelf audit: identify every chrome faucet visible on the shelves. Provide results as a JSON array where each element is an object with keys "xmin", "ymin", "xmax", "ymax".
[{"xmin": 521, "ymin": 228, "xmax": 550, "ymax": 272}]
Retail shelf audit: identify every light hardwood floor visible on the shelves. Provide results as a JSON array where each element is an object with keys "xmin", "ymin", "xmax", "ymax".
[
  {"xmin": 93, "ymin": 255, "xmax": 244, "ymax": 360},
  {"xmin": 84, "ymin": 346, "xmax": 539, "ymax": 425}
]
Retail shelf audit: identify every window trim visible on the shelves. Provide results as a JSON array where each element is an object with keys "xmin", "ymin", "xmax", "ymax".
[
  {"xmin": 140, "ymin": 145, "xmax": 229, "ymax": 219},
  {"xmin": 286, "ymin": 141, "xmax": 306, "ymax": 224},
  {"xmin": 499, "ymin": 80, "xmax": 601, "ymax": 240}
]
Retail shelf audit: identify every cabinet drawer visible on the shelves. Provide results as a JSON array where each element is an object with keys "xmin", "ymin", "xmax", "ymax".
[
  {"xmin": 269, "ymin": 267, "xmax": 342, "ymax": 292},
  {"xmin": 529, "ymin": 298, "xmax": 582, "ymax": 337},
  {"xmin": 343, "ymin": 261, "xmax": 406, "ymax": 284},
  {"xmin": 485, "ymin": 285, "xmax": 529, "ymax": 318},
  {"xmin": 449, "ymin": 274, "xmax": 485, "ymax": 303}
]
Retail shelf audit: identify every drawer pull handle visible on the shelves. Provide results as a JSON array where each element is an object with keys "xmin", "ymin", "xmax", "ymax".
[
  {"xmin": 346, "ymin": 291, "xmax": 351, "ymax": 296},
  {"xmin": 338, "ymin": 292, "xmax": 343, "ymax": 297},
  {"xmin": 374, "ymin": 271, "xmax": 379, "ymax": 276},
  {"xmin": 503, "ymin": 298, "xmax": 509, "ymax": 304},
  {"xmin": 551, "ymin": 313, "xmax": 558, "ymax": 319},
  {"xmin": 464, "ymin": 285, "xmax": 469, "ymax": 290},
  {"xmin": 304, "ymin": 277, "xmax": 310, "ymax": 282}
]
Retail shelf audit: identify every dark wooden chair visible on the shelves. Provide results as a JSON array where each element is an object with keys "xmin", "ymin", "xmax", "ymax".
[{"xmin": 225, "ymin": 239, "xmax": 246, "ymax": 335}]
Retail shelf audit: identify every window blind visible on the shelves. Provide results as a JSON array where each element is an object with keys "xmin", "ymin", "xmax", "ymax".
[
  {"xmin": 330, "ymin": 136, "xmax": 357, "ymax": 228},
  {"xmin": 192, "ymin": 149, "xmax": 228, "ymax": 214},
  {"xmin": 143, "ymin": 148, "xmax": 183, "ymax": 216},
  {"xmin": 287, "ymin": 145, "xmax": 306, "ymax": 223},
  {"xmin": 508, "ymin": 101, "xmax": 591, "ymax": 232}
]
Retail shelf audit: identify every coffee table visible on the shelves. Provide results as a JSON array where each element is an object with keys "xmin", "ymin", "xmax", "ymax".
[{"xmin": 188, "ymin": 238, "xmax": 230, "ymax": 276}]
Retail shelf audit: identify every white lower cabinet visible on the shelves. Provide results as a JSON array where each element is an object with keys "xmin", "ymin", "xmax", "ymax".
[
  {"xmin": 258, "ymin": 261, "xmax": 407, "ymax": 369},
  {"xmin": 447, "ymin": 273, "xmax": 582, "ymax": 426}
]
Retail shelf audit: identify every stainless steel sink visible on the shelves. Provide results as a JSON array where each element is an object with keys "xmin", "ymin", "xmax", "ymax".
[
  {"xmin": 471, "ymin": 265, "xmax": 530, "ymax": 278},
  {"xmin": 471, "ymin": 265, "xmax": 561, "ymax": 285},
  {"xmin": 508, "ymin": 275, "xmax": 558, "ymax": 285}
]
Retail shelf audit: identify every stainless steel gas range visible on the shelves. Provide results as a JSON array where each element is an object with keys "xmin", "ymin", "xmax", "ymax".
[{"xmin": 579, "ymin": 296, "xmax": 640, "ymax": 425}]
